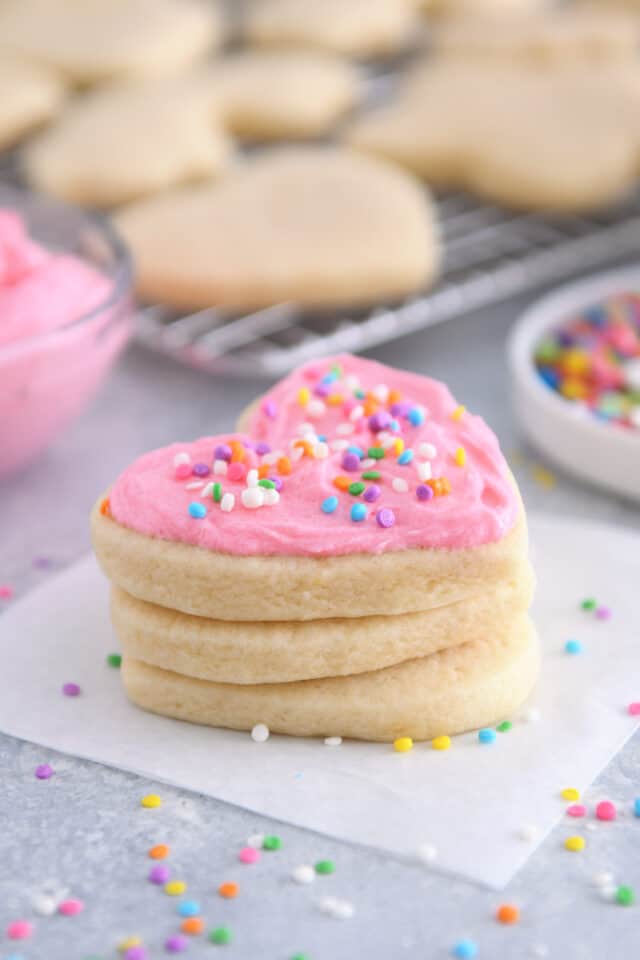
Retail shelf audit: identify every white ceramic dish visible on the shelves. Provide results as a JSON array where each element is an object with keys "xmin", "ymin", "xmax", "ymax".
[{"xmin": 508, "ymin": 266, "xmax": 640, "ymax": 503}]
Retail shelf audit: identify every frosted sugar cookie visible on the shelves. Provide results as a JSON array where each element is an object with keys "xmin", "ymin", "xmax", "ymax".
[
  {"xmin": 0, "ymin": 56, "xmax": 67, "ymax": 150},
  {"xmin": 115, "ymin": 147, "xmax": 439, "ymax": 310}
]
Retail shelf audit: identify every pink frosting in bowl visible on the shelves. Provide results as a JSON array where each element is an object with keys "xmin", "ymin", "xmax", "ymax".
[
  {"xmin": 109, "ymin": 354, "xmax": 519, "ymax": 557},
  {"xmin": 0, "ymin": 189, "xmax": 132, "ymax": 477}
]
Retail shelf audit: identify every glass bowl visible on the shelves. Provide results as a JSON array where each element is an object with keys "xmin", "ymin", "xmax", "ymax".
[{"xmin": 0, "ymin": 185, "xmax": 133, "ymax": 478}]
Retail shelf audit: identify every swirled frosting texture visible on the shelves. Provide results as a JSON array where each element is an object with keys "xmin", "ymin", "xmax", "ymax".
[{"xmin": 109, "ymin": 354, "xmax": 519, "ymax": 556}]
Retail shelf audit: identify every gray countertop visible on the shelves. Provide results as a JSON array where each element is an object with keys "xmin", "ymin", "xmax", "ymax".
[{"xmin": 1, "ymin": 292, "xmax": 639, "ymax": 960}]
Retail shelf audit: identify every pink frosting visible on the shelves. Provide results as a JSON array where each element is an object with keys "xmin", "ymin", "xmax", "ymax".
[{"xmin": 109, "ymin": 355, "xmax": 519, "ymax": 556}]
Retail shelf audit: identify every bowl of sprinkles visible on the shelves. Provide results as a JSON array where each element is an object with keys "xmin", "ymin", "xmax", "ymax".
[{"xmin": 509, "ymin": 266, "xmax": 640, "ymax": 502}]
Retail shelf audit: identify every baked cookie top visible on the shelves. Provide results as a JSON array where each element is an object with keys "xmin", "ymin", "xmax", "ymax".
[{"xmin": 107, "ymin": 355, "xmax": 519, "ymax": 556}]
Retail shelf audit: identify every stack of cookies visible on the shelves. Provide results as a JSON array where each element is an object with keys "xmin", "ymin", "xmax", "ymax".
[{"xmin": 92, "ymin": 355, "xmax": 537, "ymax": 742}]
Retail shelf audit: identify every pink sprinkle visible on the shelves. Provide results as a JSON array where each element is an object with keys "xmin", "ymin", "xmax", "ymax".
[
  {"xmin": 595, "ymin": 606, "xmax": 611, "ymax": 620},
  {"xmin": 174, "ymin": 463, "xmax": 191, "ymax": 480},
  {"xmin": 567, "ymin": 804, "xmax": 586, "ymax": 818},
  {"xmin": 627, "ymin": 702, "xmax": 640, "ymax": 716},
  {"xmin": 59, "ymin": 898, "xmax": 84, "ymax": 916},
  {"xmin": 0, "ymin": 584, "xmax": 14, "ymax": 600},
  {"xmin": 228, "ymin": 462, "xmax": 247, "ymax": 482},
  {"xmin": 239, "ymin": 846, "xmax": 260, "ymax": 864},
  {"xmin": 7, "ymin": 920, "xmax": 33, "ymax": 940},
  {"xmin": 596, "ymin": 800, "xmax": 616, "ymax": 821}
]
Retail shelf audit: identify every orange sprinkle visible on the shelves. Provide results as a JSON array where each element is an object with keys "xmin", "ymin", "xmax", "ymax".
[
  {"xmin": 218, "ymin": 881, "xmax": 239, "ymax": 899},
  {"xmin": 496, "ymin": 904, "xmax": 520, "ymax": 925},
  {"xmin": 229, "ymin": 440, "xmax": 245, "ymax": 463},
  {"xmin": 333, "ymin": 475, "xmax": 351, "ymax": 491},
  {"xmin": 148, "ymin": 844, "xmax": 169, "ymax": 860},
  {"xmin": 181, "ymin": 917, "xmax": 204, "ymax": 935},
  {"xmin": 100, "ymin": 497, "xmax": 110, "ymax": 516},
  {"xmin": 257, "ymin": 464, "xmax": 270, "ymax": 479},
  {"xmin": 427, "ymin": 477, "xmax": 451, "ymax": 497},
  {"xmin": 276, "ymin": 456, "xmax": 292, "ymax": 476},
  {"xmin": 440, "ymin": 476, "xmax": 451, "ymax": 494},
  {"xmin": 363, "ymin": 396, "xmax": 378, "ymax": 416},
  {"xmin": 293, "ymin": 439, "xmax": 314, "ymax": 457},
  {"xmin": 326, "ymin": 393, "xmax": 343, "ymax": 406},
  {"xmin": 388, "ymin": 389, "xmax": 402, "ymax": 405}
]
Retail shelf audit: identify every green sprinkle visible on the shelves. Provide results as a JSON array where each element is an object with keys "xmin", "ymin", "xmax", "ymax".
[
  {"xmin": 291, "ymin": 955, "xmax": 310, "ymax": 960},
  {"xmin": 213, "ymin": 482, "xmax": 222, "ymax": 503},
  {"xmin": 368, "ymin": 447, "xmax": 385, "ymax": 460},
  {"xmin": 106, "ymin": 653, "xmax": 122, "ymax": 668},
  {"xmin": 581, "ymin": 597, "xmax": 597, "ymax": 611},
  {"xmin": 348, "ymin": 481, "xmax": 365, "ymax": 496},
  {"xmin": 616, "ymin": 886, "xmax": 635, "ymax": 906},
  {"xmin": 354, "ymin": 388, "xmax": 366, "ymax": 399},
  {"xmin": 361, "ymin": 471, "xmax": 381, "ymax": 480},
  {"xmin": 496, "ymin": 721, "xmax": 512, "ymax": 733},
  {"xmin": 330, "ymin": 364, "xmax": 342, "ymax": 377},
  {"xmin": 263, "ymin": 835, "xmax": 282, "ymax": 851},
  {"xmin": 209, "ymin": 926, "xmax": 232, "ymax": 945},
  {"xmin": 258, "ymin": 479, "xmax": 276, "ymax": 489},
  {"xmin": 315, "ymin": 860, "xmax": 335, "ymax": 875}
]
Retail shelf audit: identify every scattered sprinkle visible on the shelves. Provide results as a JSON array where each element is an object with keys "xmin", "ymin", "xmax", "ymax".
[
  {"xmin": 567, "ymin": 804, "xmax": 586, "ymax": 818},
  {"xmin": 324, "ymin": 736, "xmax": 342, "ymax": 747},
  {"xmin": 531, "ymin": 465, "xmax": 556, "ymax": 490},
  {"xmin": 496, "ymin": 721, "xmax": 512, "ymax": 733},
  {"xmin": 164, "ymin": 881, "xmax": 187, "ymax": 896},
  {"xmin": 125, "ymin": 947, "xmax": 147, "ymax": 960},
  {"xmin": 141, "ymin": 794, "xmax": 162, "ymax": 809},
  {"xmin": 616, "ymin": 886, "xmax": 635, "ymax": 906},
  {"xmin": 452, "ymin": 939, "xmax": 477, "ymax": 958},
  {"xmin": 6, "ymin": 921, "xmax": 33, "ymax": 940},
  {"xmin": 581, "ymin": 598, "xmax": 597, "ymax": 611},
  {"xmin": 246, "ymin": 833, "xmax": 264, "ymax": 848},
  {"xmin": 165, "ymin": 935, "xmax": 188, "ymax": 953},
  {"xmin": 119, "ymin": 936, "xmax": 143, "ymax": 951},
  {"xmin": 518, "ymin": 824, "xmax": 538, "ymax": 843},
  {"xmin": 58, "ymin": 899, "xmax": 83, "ymax": 916},
  {"xmin": 0, "ymin": 584, "xmax": 15, "ymax": 600},
  {"xmin": 628, "ymin": 702, "xmax": 640, "ymax": 716},
  {"xmin": 218, "ymin": 882, "xmax": 239, "ymax": 899},
  {"xmin": 565, "ymin": 639, "xmax": 583, "ymax": 655},
  {"xmin": 596, "ymin": 800, "xmax": 616, "ymax": 821},
  {"xmin": 634, "ymin": 798, "xmax": 640, "ymax": 817},
  {"xmin": 182, "ymin": 917, "xmax": 204, "ymax": 935},
  {"xmin": 393, "ymin": 737, "xmax": 413, "ymax": 753},
  {"xmin": 35, "ymin": 763, "xmax": 54, "ymax": 779},
  {"xmin": 496, "ymin": 904, "xmax": 520, "ymax": 925},
  {"xmin": 478, "ymin": 729, "xmax": 496, "ymax": 745},
  {"xmin": 149, "ymin": 865, "xmax": 170, "ymax": 884},
  {"xmin": 208, "ymin": 927, "xmax": 232, "ymax": 945},
  {"xmin": 561, "ymin": 788, "xmax": 580, "ymax": 802},
  {"xmin": 432, "ymin": 735, "xmax": 451, "ymax": 751},
  {"xmin": 596, "ymin": 606, "xmax": 612, "ymax": 620},
  {"xmin": 318, "ymin": 896, "xmax": 354, "ymax": 919},
  {"xmin": 263, "ymin": 835, "xmax": 282, "ymax": 851},
  {"xmin": 62, "ymin": 682, "xmax": 81, "ymax": 697},
  {"xmin": 149, "ymin": 844, "xmax": 170, "ymax": 859},
  {"xmin": 107, "ymin": 653, "xmax": 122, "ymax": 668},
  {"xmin": 292, "ymin": 865, "xmax": 315, "ymax": 885},
  {"xmin": 564, "ymin": 836, "xmax": 586, "ymax": 852},
  {"xmin": 315, "ymin": 860, "xmax": 335, "ymax": 875},
  {"xmin": 251, "ymin": 723, "xmax": 270, "ymax": 743},
  {"xmin": 239, "ymin": 847, "xmax": 260, "ymax": 865},
  {"xmin": 177, "ymin": 899, "xmax": 200, "ymax": 918}
]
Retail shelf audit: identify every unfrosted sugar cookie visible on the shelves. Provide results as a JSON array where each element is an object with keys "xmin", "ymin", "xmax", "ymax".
[
  {"xmin": 22, "ymin": 79, "xmax": 229, "ymax": 208},
  {"xmin": 244, "ymin": 0, "xmax": 417, "ymax": 57},
  {"xmin": 208, "ymin": 51, "xmax": 361, "ymax": 140},
  {"xmin": 115, "ymin": 147, "xmax": 439, "ymax": 310},
  {"xmin": 422, "ymin": 0, "xmax": 549, "ymax": 15},
  {"xmin": 347, "ymin": 62, "xmax": 640, "ymax": 212},
  {"xmin": 0, "ymin": 0, "xmax": 220, "ymax": 86},
  {"xmin": 0, "ymin": 55, "xmax": 67, "ymax": 150}
]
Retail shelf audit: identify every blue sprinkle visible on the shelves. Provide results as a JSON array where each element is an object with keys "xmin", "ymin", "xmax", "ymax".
[
  {"xmin": 321, "ymin": 496, "xmax": 339, "ymax": 515},
  {"xmin": 478, "ymin": 728, "xmax": 496, "ymax": 745},
  {"xmin": 317, "ymin": 434, "xmax": 327, "ymax": 442},
  {"xmin": 408, "ymin": 407, "xmax": 424, "ymax": 427},
  {"xmin": 634, "ymin": 798, "xmax": 640, "ymax": 817},
  {"xmin": 188, "ymin": 502, "xmax": 207, "ymax": 519},
  {"xmin": 389, "ymin": 419, "xmax": 400, "ymax": 432},
  {"xmin": 397, "ymin": 449, "xmax": 414, "ymax": 465},
  {"xmin": 347, "ymin": 445, "xmax": 365, "ymax": 459},
  {"xmin": 351, "ymin": 503, "xmax": 367, "ymax": 522},
  {"xmin": 565, "ymin": 639, "xmax": 583, "ymax": 655},
  {"xmin": 177, "ymin": 899, "xmax": 201, "ymax": 917},
  {"xmin": 452, "ymin": 940, "xmax": 478, "ymax": 959},
  {"xmin": 320, "ymin": 372, "xmax": 338, "ymax": 386}
]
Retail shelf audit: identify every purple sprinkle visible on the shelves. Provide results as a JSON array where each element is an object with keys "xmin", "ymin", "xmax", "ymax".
[
  {"xmin": 255, "ymin": 442, "xmax": 271, "ymax": 455},
  {"xmin": 314, "ymin": 383, "xmax": 331, "ymax": 398},
  {"xmin": 376, "ymin": 508, "xmax": 395, "ymax": 529},
  {"xmin": 368, "ymin": 411, "xmax": 392, "ymax": 433},
  {"xmin": 62, "ymin": 682, "xmax": 81, "ymax": 697},
  {"xmin": 342, "ymin": 451, "xmax": 361, "ymax": 472},
  {"xmin": 33, "ymin": 555, "xmax": 52, "ymax": 569},
  {"xmin": 262, "ymin": 400, "xmax": 278, "ymax": 420},
  {"xmin": 125, "ymin": 948, "xmax": 148, "ymax": 960},
  {"xmin": 242, "ymin": 439, "xmax": 254, "ymax": 449},
  {"xmin": 416, "ymin": 484, "xmax": 434, "ymax": 501},
  {"xmin": 271, "ymin": 477, "xmax": 283, "ymax": 492},
  {"xmin": 363, "ymin": 484, "xmax": 381, "ymax": 503},
  {"xmin": 149, "ymin": 864, "xmax": 171, "ymax": 884},
  {"xmin": 165, "ymin": 935, "xmax": 188, "ymax": 953},
  {"xmin": 214, "ymin": 444, "xmax": 232, "ymax": 462},
  {"xmin": 191, "ymin": 462, "xmax": 210, "ymax": 478},
  {"xmin": 390, "ymin": 402, "xmax": 411, "ymax": 418},
  {"xmin": 35, "ymin": 763, "xmax": 54, "ymax": 780},
  {"xmin": 596, "ymin": 606, "xmax": 612, "ymax": 620}
]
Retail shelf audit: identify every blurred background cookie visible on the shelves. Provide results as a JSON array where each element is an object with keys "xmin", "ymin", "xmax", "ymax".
[{"xmin": 0, "ymin": 55, "xmax": 67, "ymax": 151}]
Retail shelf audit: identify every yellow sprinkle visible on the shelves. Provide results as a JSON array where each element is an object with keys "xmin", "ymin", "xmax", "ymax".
[
  {"xmin": 564, "ymin": 836, "xmax": 585, "ymax": 853},
  {"xmin": 432, "ymin": 735, "xmax": 451, "ymax": 751},
  {"xmin": 454, "ymin": 446, "xmax": 466, "ymax": 467},
  {"xmin": 118, "ymin": 937, "xmax": 142, "ymax": 952},
  {"xmin": 532, "ymin": 465, "xmax": 557, "ymax": 490},
  {"xmin": 326, "ymin": 393, "xmax": 344, "ymax": 406},
  {"xmin": 451, "ymin": 405, "xmax": 466, "ymax": 422},
  {"xmin": 394, "ymin": 438, "xmax": 404, "ymax": 456},
  {"xmin": 297, "ymin": 387, "xmax": 310, "ymax": 406},
  {"xmin": 141, "ymin": 793, "xmax": 162, "ymax": 809},
  {"xmin": 393, "ymin": 737, "xmax": 413, "ymax": 753},
  {"xmin": 165, "ymin": 880, "xmax": 187, "ymax": 896},
  {"xmin": 561, "ymin": 788, "xmax": 580, "ymax": 802}
]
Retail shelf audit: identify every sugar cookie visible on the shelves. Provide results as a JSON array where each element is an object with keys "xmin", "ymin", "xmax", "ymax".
[{"xmin": 0, "ymin": 55, "xmax": 67, "ymax": 150}]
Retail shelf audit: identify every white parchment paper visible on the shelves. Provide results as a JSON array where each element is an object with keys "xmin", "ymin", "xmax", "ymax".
[{"xmin": 0, "ymin": 515, "xmax": 637, "ymax": 889}]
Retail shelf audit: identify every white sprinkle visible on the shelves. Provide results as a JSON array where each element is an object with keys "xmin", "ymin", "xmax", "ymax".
[
  {"xmin": 380, "ymin": 434, "xmax": 397, "ymax": 449},
  {"xmin": 242, "ymin": 487, "xmax": 264, "ymax": 509},
  {"xmin": 392, "ymin": 477, "xmax": 409, "ymax": 493},
  {"xmin": 247, "ymin": 469, "xmax": 258, "ymax": 488},
  {"xmin": 220, "ymin": 493, "xmax": 235, "ymax": 512},
  {"xmin": 600, "ymin": 885, "xmax": 617, "ymax": 902},
  {"xmin": 307, "ymin": 399, "xmax": 326, "ymax": 419},
  {"xmin": 262, "ymin": 452, "xmax": 280, "ymax": 466},
  {"xmin": 349, "ymin": 404, "xmax": 364, "ymax": 422},
  {"xmin": 319, "ymin": 896, "xmax": 355, "ymax": 919},
  {"xmin": 417, "ymin": 842, "xmax": 438, "ymax": 865},
  {"xmin": 521, "ymin": 706, "xmax": 541, "ymax": 724},
  {"xmin": 344, "ymin": 375, "xmax": 359, "ymax": 390},
  {"xmin": 324, "ymin": 736, "xmax": 342, "ymax": 747},
  {"xmin": 336, "ymin": 423, "xmax": 355, "ymax": 436},
  {"xmin": 184, "ymin": 480, "xmax": 204, "ymax": 490},
  {"xmin": 297, "ymin": 422, "xmax": 315, "ymax": 436},
  {"xmin": 518, "ymin": 824, "xmax": 538, "ymax": 843},
  {"xmin": 247, "ymin": 833, "xmax": 264, "ymax": 848},
  {"xmin": 418, "ymin": 442, "xmax": 437, "ymax": 459},
  {"xmin": 330, "ymin": 439, "xmax": 349, "ymax": 452},
  {"xmin": 417, "ymin": 461, "xmax": 432, "ymax": 482},
  {"xmin": 213, "ymin": 459, "xmax": 227, "ymax": 476},
  {"xmin": 263, "ymin": 488, "xmax": 280, "ymax": 506},
  {"xmin": 531, "ymin": 945, "xmax": 549, "ymax": 958},
  {"xmin": 314, "ymin": 442, "xmax": 329, "ymax": 459},
  {"xmin": 360, "ymin": 458, "xmax": 375, "ymax": 470},
  {"xmin": 32, "ymin": 894, "xmax": 57, "ymax": 916},
  {"xmin": 292, "ymin": 865, "xmax": 315, "ymax": 885},
  {"xmin": 593, "ymin": 871, "xmax": 614, "ymax": 888},
  {"xmin": 202, "ymin": 482, "xmax": 214, "ymax": 498},
  {"xmin": 373, "ymin": 384, "xmax": 389, "ymax": 403},
  {"xmin": 173, "ymin": 452, "xmax": 191, "ymax": 467},
  {"xmin": 251, "ymin": 723, "xmax": 270, "ymax": 743}
]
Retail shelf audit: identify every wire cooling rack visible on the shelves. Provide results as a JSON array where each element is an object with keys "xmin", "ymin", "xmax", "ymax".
[{"xmin": 134, "ymin": 186, "xmax": 640, "ymax": 378}]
